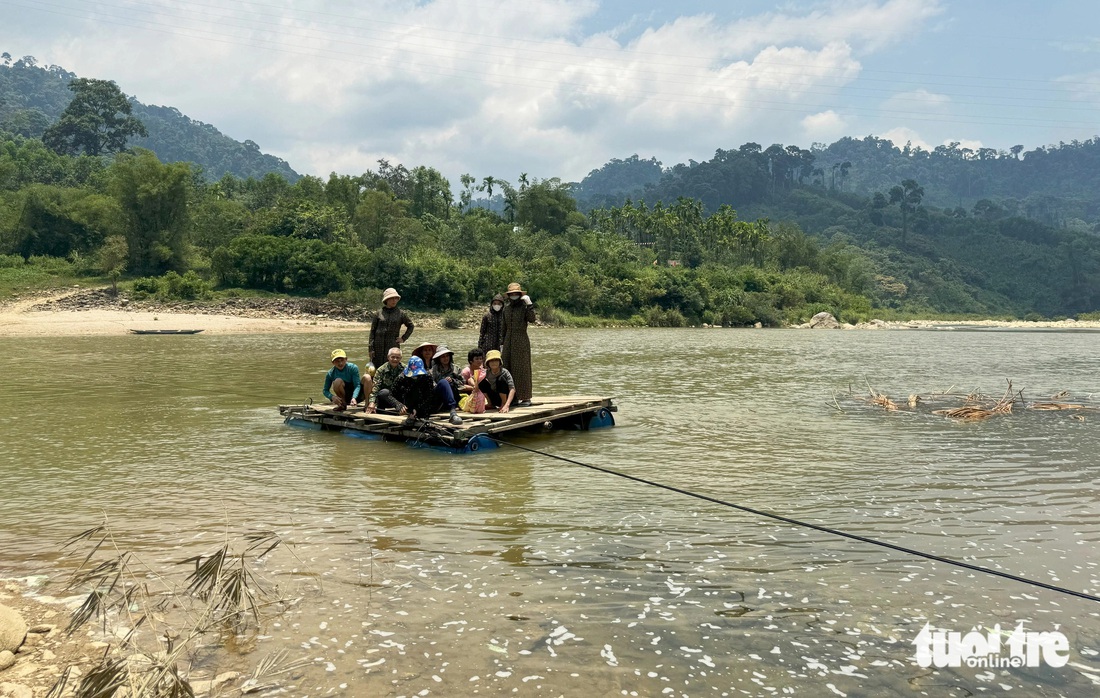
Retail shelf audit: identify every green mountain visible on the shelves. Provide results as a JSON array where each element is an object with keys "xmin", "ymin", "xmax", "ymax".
[
  {"xmin": 0, "ymin": 54, "xmax": 299, "ymax": 182},
  {"xmin": 574, "ymin": 141, "xmax": 1100, "ymax": 317}
]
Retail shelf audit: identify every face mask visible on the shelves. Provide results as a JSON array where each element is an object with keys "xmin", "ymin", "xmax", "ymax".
[{"xmin": 492, "ymin": 304, "xmax": 503, "ymax": 311}]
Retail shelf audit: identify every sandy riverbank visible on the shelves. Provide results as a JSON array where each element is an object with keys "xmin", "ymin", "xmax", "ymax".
[
  {"xmin": 0, "ymin": 288, "xmax": 447, "ymax": 338},
  {"xmin": 834, "ymin": 317, "xmax": 1100, "ymax": 331},
  {"xmin": 0, "ymin": 306, "xmax": 365, "ymax": 337}
]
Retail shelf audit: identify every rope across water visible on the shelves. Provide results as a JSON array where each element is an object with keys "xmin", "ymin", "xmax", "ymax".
[{"xmin": 488, "ymin": 437, "xmax": 1100, "ymax": 605}]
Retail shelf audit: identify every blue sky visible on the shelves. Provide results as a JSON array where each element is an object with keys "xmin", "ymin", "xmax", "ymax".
[{"xmin": 1, "ymin": 0, "xmax": 1097, "ymax": 184}]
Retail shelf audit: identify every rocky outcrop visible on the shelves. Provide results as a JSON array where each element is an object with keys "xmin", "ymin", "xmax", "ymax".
[
  {"xmin": 809, "ymin": 311, "xmax": 840, "ymax": 329},
  {"xmin": 0, "ymin": 606, "xmax": 26, "ymax": 654}
]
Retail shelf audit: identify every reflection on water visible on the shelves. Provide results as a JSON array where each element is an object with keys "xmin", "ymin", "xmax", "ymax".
[{"xmin": 2, "ymin": 328, "xmax": 1100, "ymax": 695}]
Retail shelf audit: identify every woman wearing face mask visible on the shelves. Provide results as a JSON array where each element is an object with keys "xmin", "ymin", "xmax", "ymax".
[
  {"xmin": 501, "ymin": 282, "xmax": 536, "ymax": 407},
  {"xmin": 478, "ymin": 294, "xmax": 506, "ymax": 354}
]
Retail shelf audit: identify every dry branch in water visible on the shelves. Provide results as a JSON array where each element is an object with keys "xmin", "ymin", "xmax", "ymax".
[
  {"xmin": 49, "ymin": 520, "xmax": 311, "ymax": 698},
  {"xmin": 845, "ymin": 380, "xmax": 1097, "ymax": 422}
]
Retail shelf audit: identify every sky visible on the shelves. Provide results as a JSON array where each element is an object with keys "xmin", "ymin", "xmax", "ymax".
[{"xmin": 1, "ymin": 0, "xmax": 1098, "ymax": 185}]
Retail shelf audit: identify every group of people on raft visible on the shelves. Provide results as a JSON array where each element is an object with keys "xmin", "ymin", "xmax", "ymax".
[{"xmin": 322, "ymin": 283, "xmax": 537, "ymax": 425}]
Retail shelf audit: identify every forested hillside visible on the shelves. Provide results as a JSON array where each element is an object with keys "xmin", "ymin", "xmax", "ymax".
[
  {"xmin": 0, "ymin": 54, "xmax": 299, "ymax": 181},
  {"xmin": 571, "ymin": 140, "xmax": 1100, "ymax": 317},
  {"xmin": 577, "ymin": 138, "xmax": 1100, "ymax": 230}
]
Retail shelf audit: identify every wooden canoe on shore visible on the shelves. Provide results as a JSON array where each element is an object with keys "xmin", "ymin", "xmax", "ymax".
[{"xmin": 129, "ymin": 329, "xmax": 205, "ymax": 335}]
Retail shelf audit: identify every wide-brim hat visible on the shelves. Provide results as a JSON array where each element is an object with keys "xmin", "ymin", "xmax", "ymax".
[
  {"xmin": 413, "ymin": 341, "xmax": 437, "ymax": 356},
  {"xmin": 485, "ymin": 349, "xmax": 502, "ymax": 363},
  {"xmin": 506, "ymin": 282, "xmax": 524, "ymax": 294},
  {"xmin": 403, "ymin": 356, "xmax": 427, "ymax": 377},
  {"xmin": 382, "ymin": 287, "xmax": 401, "ymax": 302},
  {"xmin": 331, "ymin": 349, "xmax": 347, "ymax": 362},
  {"xmin": 432, "ymin": 345, "xmax": 454, "ymax": 360}
]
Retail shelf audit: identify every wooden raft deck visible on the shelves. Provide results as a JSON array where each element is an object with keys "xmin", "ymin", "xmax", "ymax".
[{"xmin": 278, "ymin": 396, "xmax": 616, "ymax": 452}]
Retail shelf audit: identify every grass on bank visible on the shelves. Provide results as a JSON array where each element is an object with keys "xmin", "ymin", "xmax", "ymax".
[{"xmin": 0, "ymin": 253, "xmax": 107, "ymax": 298}]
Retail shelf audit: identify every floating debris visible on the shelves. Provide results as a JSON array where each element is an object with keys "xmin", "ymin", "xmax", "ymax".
[{"xmin": 840, "ymin": 380, "xmax": 1098, "ymax": 422}]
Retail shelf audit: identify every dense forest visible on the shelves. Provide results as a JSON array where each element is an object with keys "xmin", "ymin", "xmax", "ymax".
[
  {"xmin": 573, "ymin": 140, "xmax": 1100, "ymax": 317},
  {"xmin": 576, "ymin": 137, "xmax": 1100, "ymax": 229},
  {"xmin": 0, "ymin": 54, "xmax": 299, "ymax": 182},
  {"xmin": 2, "ymin": 56, "xmax": 1099, "ymax": 324}
]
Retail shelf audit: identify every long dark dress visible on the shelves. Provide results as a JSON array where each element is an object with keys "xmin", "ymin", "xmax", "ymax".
[
  {"xmin": 368, "ymin": 306, "xmax": 414, "ymax": 367},
  {"xmin": 478, "ymin": 307, "xmax": 505, "ymax": 353},
  {"xmin": 501, "ymin": 299, "xmax": 536, "ymax": 402}
]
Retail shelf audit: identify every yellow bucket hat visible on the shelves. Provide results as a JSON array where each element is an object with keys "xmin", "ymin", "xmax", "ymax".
[{"xmin": 485, "ymin": 349, "xmax": 502, "ymax": 363}]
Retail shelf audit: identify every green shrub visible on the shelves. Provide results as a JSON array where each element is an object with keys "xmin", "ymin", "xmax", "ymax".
[
  {"xmin": 325, "ymin": 287, "xmax": 385, "ymax": 309},
  {"xmin": 131, "ymin": 276, "xmax": 161, "ymax": 299},
  {"xmin": 27, "ymin": 255, "xmax": 74, "ymax": 274},
  {"xmin": 441, "ymin": 309, "xmax": 464, "ymax": 329},
  {"xmin": 0, "ymin": 254, "xmax": 24, "ymax": 269},
  {"xmin": 130, "ymin": 271, "xmax": 212, "ymax": 301},
  {"xmin": 644, "ymin": 306, "xmax": 687, "ymax": 327},
  {"xmin": 164, "ymin": 270, "xmax": 212, "ymax": 300},
  {"xmin": 537, "ymin": 304, "xmax": 565, "ymax": 326}
]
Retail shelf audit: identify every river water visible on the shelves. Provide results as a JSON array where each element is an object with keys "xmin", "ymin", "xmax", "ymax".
[{"xmin": 1, "ymin": 327, "xmax": 1099, "ymax": 696}]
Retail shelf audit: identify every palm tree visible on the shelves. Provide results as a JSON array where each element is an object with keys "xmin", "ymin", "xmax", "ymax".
[{"xmin": 479, "ymin": 176, "xmax": 496, "ymax": 211}]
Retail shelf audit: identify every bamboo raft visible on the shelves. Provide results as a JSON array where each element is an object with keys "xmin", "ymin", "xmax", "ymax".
[{"xmin": 278, "ymin": 396, "xmax": 616, "ymax": 453}]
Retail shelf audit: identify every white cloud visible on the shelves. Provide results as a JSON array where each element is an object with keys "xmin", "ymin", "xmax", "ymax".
[
  {"xmin": 953, "ymin": 138, "xmax": 984, "ymax": 152},
  {"xmin": 1056, "ymin": 70, "xmax": 1100, "ymax": 104},
  {"xmin": 2, "ymin": 0, "xmax": 948, "ymax": 182},
  {"xmin": 879, "ymin": 128, "xmax": 985, "ymax": 154},
  {"xmin": 882, "ymin": 89, "xmax": 951, "ymax": 115},
  {"xmin": 801, "ymin": 110, "xmax": 847, "ymax": 141},
  {"xmin": 880, "ymin": 127, "xmax": 932, "ymax": 152}
]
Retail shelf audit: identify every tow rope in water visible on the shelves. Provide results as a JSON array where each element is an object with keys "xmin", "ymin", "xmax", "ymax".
[{"xmin": 488, "ymin": 437, "xmax": 1100, "ymax": 605}]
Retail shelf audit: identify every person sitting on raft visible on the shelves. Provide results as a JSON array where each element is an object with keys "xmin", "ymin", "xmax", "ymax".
[
  {"xmin": 479, "ymin": 349, "xmax": 516, "ymax": 413},
  {"xmin": 431, "ymin": 345, "xmax": 466, "ymax": 399},
  {"xmin": 460, "ymin": 348, "xmax": 488, "ymax": 414},
  {"xmin": 393, "ymin": 356, "xmax": 463, "ymax": 425},
  {"xmin": 323, "ymin": 349, "xmax": 363, "ymax": 411},
  {"xmin": 366, "ymin": 346, "xmax": 404, "ymax": 414},
  {"xmin": 410, "ymin": 341, "xmax": 437, "ymax": 371}
]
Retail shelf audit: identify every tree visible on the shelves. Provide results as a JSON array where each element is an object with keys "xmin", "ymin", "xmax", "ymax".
[
  {"xmin": 98, "ymin": 235, "xmax": 128, "ymax": 294},
  {"xmin": 109, "ymin": 149, "xmax": 190, "ymax": 274},
  {"xmin": 459, "ymin": 173, "xmax": 476, "ymax": 211},
  {"xmin": 410, "ymin": 166, "xmax": 453, "ymax": 220},
  {"xmin": 888, "ymin": 179, "xmax": 924, "ymax": 246},
  {"xmin": 479, "ymin": 175, "xmax": 497, "ymax": 210},
  {"xmin": 516, "ymin": 178, "xmax": 577, "ymax": 236},
  {"xmin": 42, "ymin": 78, "xmax": 148, "ymax": 156},
  {"xmin": 0, "ymin": 108, "xmax": 52, "ymax": 139}
]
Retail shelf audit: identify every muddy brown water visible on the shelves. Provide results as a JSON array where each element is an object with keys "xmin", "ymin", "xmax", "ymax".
[{"xmin": 1, "ymin": 328, "xmax": 1099, "ymax": 695}]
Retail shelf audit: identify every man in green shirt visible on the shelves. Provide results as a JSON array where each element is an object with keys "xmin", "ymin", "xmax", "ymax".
[
  {"xmin": 367, "ymin": 346, "xmax": 406, "ymax": 414},
  {"xmin": 323, "ymin": 349, "xmax": 362, "ymax": 410}
]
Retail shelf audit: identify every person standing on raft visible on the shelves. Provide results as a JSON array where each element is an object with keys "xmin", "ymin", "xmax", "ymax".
[
  {"xmin": 368, "ymin": 288, "xmax": 415, "ymax": 368},
  {"xmin": 478, "ymin": 294, "xmax": 506, "ymax": 354},
  {"xmin": 501, "ymin": 282, "xmax": 536, "ymax": 407}
]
